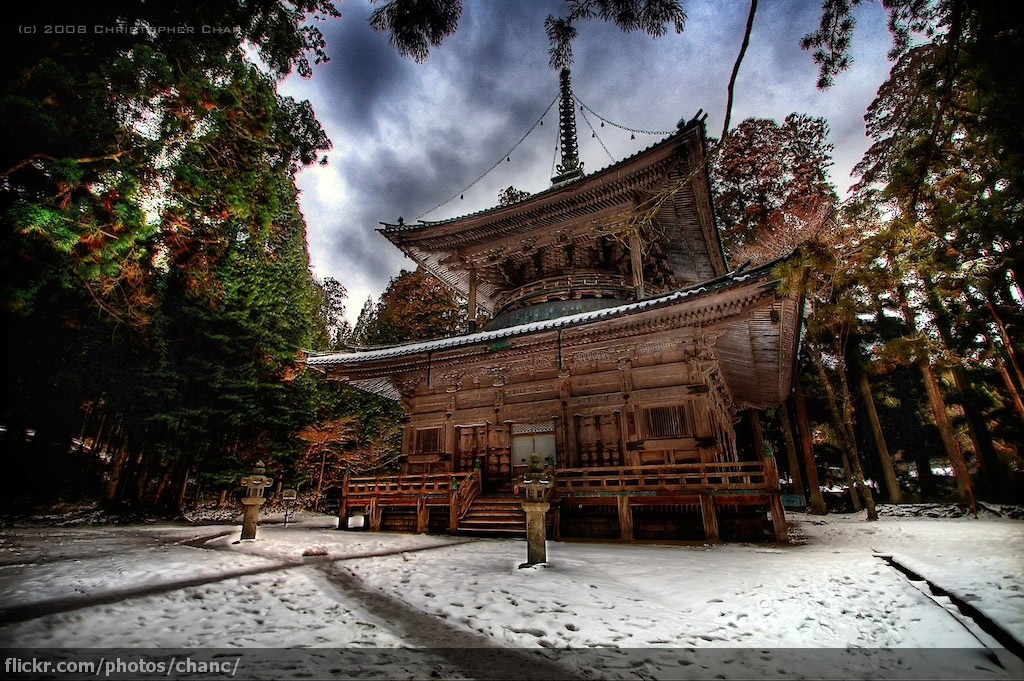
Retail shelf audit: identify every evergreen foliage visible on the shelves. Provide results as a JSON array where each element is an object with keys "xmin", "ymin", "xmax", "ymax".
[{"xmin": 2, "ymin": 1, "xmax": 339, "ymax": 512}]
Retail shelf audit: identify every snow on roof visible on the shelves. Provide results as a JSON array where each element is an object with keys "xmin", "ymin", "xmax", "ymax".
[{"xmin": 305, "ymin": 262, "xmax": 769, "ymax": 368}]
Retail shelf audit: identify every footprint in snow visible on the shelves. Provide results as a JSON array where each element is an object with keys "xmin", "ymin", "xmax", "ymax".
[
  {"xmin": 507, "ymin": 626, "xmax": 546, "ymax": 638},
  {"xmin": 564, "ymin": 623, "xmax": 579, "ymax": 631}
]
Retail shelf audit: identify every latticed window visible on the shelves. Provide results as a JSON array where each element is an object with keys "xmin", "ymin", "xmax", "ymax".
[
  {"xmin": 641, "ymin": 405, "xmax": 692, "ymax": 439},
  {"xmin": 414, "ymin": 426, "xmax": 443, "ymax": 453}
]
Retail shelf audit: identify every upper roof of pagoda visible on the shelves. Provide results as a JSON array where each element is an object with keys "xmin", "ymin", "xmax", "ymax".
[{"xmin": 378, "ymin": 115, "xmax": 728, "ymax": 313}]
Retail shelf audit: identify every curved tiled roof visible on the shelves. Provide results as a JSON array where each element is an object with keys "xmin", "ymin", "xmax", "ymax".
[
  {"xmin": 305, "ymin": 258, "xmax": 777, "ymax": 367},
  {"xmin": 378, "ymin": 117, "xmax": 704, "ymax": 234}
]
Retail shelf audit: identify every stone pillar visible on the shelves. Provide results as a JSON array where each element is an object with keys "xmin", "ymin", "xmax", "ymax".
[
  {"xmin": 519, "ymin": 454, "xmax": 554, "ymax": 567},
  {"xmin": 522, "ymin": 501, "xmax": 551, "ymax": 566},
  {"xmin": 241, "ymin": 502, "xmax": 261, "ymax": 540},
  {"xmin": 239, "ymin": 462, "xmax": 272, "ymax": 541}
]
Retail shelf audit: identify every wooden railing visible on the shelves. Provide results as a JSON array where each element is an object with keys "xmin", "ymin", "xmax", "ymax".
[
  {"xmin": 339, "ymin": 470, "xmax": 482, "ymax": 533},
  {"xmin": 452, "ymin": 469, "xmax": 481, "ymax": 519},
  {"xmin": 338, "ymin": 461, "xmax": 779, "ymax": 531},
  {"xmin": 346, "ymin": 472, "xmax": 457, "ymax": 500},
  {"xmin": 450, "ymin": 469, "xmax": 481, "ymax": 532},
  {"xmin": 555, "ymin": 461, "xmax": 779, "ymax": 495}
]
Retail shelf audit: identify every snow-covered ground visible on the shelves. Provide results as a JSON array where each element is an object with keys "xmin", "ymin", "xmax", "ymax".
[{"xmin": 0, "ymin": 511, "xmax": 1020, "ymax": 679}]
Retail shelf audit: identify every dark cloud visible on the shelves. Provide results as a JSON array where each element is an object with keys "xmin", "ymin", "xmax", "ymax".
[
  {"xmin": 283, "ymin": 0, "xmax": 894, "ymax": 321},
  {"xmin": 312, "ymin": 2, "xmax": 414, "ymax": 136}
]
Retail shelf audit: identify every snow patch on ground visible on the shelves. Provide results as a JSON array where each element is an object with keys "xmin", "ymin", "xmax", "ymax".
[
  {"xmin": 0, "ymin": 511, "xmax": 1021, "ymax": 679},
  {"xmin": 204, "ymin": 515, "xmax": 465, "ymax": 561},
  {"xmin": 351, "ymin": 539, "xmax": 981, "ymax": 649}
]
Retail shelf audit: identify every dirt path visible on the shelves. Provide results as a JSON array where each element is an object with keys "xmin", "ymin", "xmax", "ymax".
[
  {"xmin": 314, "ymin": 559, "xmax": 580, "ymax": 680},
  {"xmin": 0, "ymin": 530, "xmax": 465, "ymax": 626}
]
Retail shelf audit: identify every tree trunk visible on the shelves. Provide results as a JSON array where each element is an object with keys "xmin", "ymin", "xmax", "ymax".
[
  {"xmin": 217, "ymin": 489, "xmax": 228, "ymax": 508},
  {"xmin": 925, "ymin": 282, "xmax": 1008, "ymax": 500},
  {"xmin": 947, "ymin": 364, "xmax": 1008, "ymax": 501},
  {"xmin": 992, "ymin": 344, "xmax": 1024, "ymax": 423},
  {"xmin": 919, "ymin": 361, "xmax": 976, "ymax": 513},
  {"xmin": 778, "ymin": 401, "xmax": 804, "ymax": 498},
  {"xmin": 104, "ymin": 427, "xmax": 130, "ymax": 502},
  {"xmin": 793, "ymin": 387, "xmax": 828, "ymax": 514},
  {"xmin": 898, "ymin": 286, "xmax": 976, "ymax": 514},
  {"xmin": 987, "ymin": 293, "xmax": 1024, "ymax": 392},
  {"xmin": 175, "ymin": 464, "xmax": 191, "ymax": 513},
  {"xmin": 135, "ymin": 450, "xmax": 155, "ymax": 506},
  {"xmin": 314, "ymin": 447, "xmax": 327, "ymax": 512},
  {"xmin": 154, "ymin": 468, "xmax": 172, "ymax": 507},
  {"xmin": 835, "ymin": 356, "xmax": 877, "ymax": 519},
  {"xmin": 810, "ymin": 343, "xmax": 875, "ymax": 518},
  {"xmin": 857, "ymin": 369, "xmax": 902, "ymax": 503},
  {"xmin": 839, "ymin": 448, "xmax": 862, "ymax": 511}
]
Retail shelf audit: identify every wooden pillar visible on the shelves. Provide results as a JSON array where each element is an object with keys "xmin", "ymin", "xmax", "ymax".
[
  {"xmin": 700, "ymin": 494, "xmax": 719, "ymax": 542},
  {"xmin": 769, "ymin": 494, "xmax": 788, "ymax": 542},
  {"xmin": 570, "ymin": 413, "xmax": 581, "ymax": 467},
  {"xmin": 336, "ymin": 472, "xmax": 350, "ymax": 531},
  {"xmin": 449, "ymin": 490, "xmax": 459, "ymax": 534},
  {"xmin": 416, "ymin": 495, "xmax": 428, "ymax": 533},
  {"xmin": 763, "ymin": 455, "xmax": 780, "ymax": 489},
  {"xmin": 794, "ymin": 387, "xmax": 828, "ymax": 514},
  {"xmin": 629, "ymin": 232, "xmax": 645, "ymax": 299},
  {"xmin": 467, "ymin": 267, "xmax": 478, "ymax": 332},
  {"xmin": 618, "ymin": 495, "xmax": 633, "ymax": 540},
  {"xmin": 749, "ymin": 411, "xmax": 766, "ymax": 460},
  {"xmin": 618, "ymin": 409, "xmax": 637, "ymax": 467},
  {"xmin": 368, "ymin": 498, "xmax": 381, "ymax": 531}
]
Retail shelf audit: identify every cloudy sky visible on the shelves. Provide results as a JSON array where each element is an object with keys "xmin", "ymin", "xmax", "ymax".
[{"xmin": 278, "ymin": 0, "xmax": 893, "ymax": 323}]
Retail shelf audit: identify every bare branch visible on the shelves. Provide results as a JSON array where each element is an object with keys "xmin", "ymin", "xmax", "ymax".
[{"xmin": 722, "ymin": 0, "xmax": 758, "ymax": 141}]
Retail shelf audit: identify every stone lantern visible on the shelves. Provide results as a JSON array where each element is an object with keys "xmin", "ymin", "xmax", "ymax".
[
  {"xmin": 518, "ymin": 453, "xmax": 553, "ymax": 567},
  {"xmin": 239, "ymin": 461, "xmax": 273, "ymax": 540}
]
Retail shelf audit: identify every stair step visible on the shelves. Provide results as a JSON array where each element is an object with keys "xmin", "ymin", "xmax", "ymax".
[
  {"xmin": 466, "ymin": 509, "xmax": 528, "ymax": 516},
  {"xmin": 461, "ymin": 514, "xmax": 524, "ymax": 522},
  {"xmin": 466, "ymin": 503, "xmax": 528, "ymax": 509},
  {"xmin": 458, "ymin": 522, "xmax": 525, "ymax": 531}
]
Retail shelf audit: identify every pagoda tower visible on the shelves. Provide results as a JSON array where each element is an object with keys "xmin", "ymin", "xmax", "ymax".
[{"xmin": 308, "ymin": 72, "xmax": 800, "ymax": 542}]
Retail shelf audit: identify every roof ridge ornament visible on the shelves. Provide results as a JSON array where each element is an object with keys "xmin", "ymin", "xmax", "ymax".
[{"xmin": 551, "ymin": 68, "xmax": 584, "ymax": 187}]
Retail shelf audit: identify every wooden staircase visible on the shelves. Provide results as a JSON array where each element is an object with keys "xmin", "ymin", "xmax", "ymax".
[{"xmin": 457, "ymin": 495, "xmax": 526, "ymax": 536}]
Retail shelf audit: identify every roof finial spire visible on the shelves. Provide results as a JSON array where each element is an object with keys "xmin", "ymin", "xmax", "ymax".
[{"xmin": 552, "ymin": 68, "xmax": 584, "ymax": 186}]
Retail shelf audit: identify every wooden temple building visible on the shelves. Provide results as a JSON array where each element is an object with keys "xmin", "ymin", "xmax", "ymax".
[{"xmin": 307, "ymin": 70, "xmax": 802, "ymax": 542}]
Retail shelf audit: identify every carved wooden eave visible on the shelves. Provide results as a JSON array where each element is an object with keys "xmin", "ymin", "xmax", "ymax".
[
  {"xmin": 307, "ymin": 258, "xmax": 801, "ymax": 409},
  {"xmin": 377, "ymin": 119, "xmax": 728, "ymax": 313}
]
